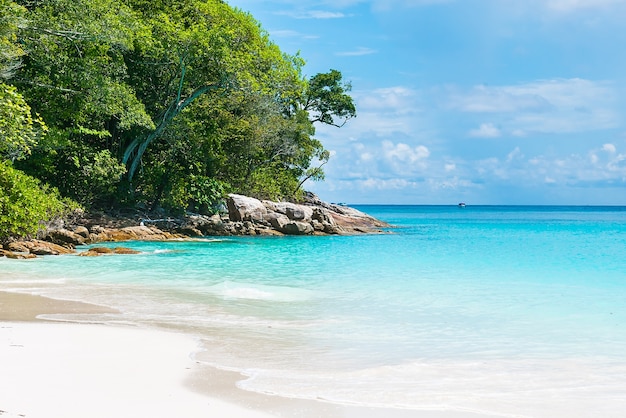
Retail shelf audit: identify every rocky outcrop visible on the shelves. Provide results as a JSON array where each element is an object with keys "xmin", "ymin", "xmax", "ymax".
[
  {"xmin": 171, "ymin": 193, "xmax": 388, "ymax": 237},
  {"xmin": 2, "ymin": 193, "xmax": 389, "ymax": 258},
  {"xmin": 0, "ymin": 239, "xmax": 75, "ymax": 258}
]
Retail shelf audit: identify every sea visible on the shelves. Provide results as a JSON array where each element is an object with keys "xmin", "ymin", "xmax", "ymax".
[{"xmin": 2, "ymin": 205, "xmax": 626, "ymax": 417}]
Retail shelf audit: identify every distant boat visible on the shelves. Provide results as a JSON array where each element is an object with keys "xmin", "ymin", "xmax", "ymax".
[{"xmin": 458, "ymin": 202, "xmax": 466, "ymax": 208}]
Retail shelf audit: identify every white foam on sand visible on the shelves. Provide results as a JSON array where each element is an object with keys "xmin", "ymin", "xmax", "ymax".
[{"xmin": 0, "ymin": 321, "xmax": 275, "ymax": 418}]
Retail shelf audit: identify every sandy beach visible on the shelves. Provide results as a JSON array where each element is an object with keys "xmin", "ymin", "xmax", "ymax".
[
  {"xmin": 0, "ymin": 292, "xmax": 280, "ymax": 418},
  {"xmin": 0, "ymin": 291, "xmax": 494, "ymax": 418}
]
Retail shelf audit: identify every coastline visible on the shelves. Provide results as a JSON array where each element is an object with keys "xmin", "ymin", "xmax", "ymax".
[{"xmin": 0, "ymin": 291, "xmax": 491, "ymax": 418}]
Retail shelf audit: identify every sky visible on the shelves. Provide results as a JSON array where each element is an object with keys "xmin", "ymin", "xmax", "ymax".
[{"xmin": 227, "ymin": 0, "xmax": 626, "ymax": 205}]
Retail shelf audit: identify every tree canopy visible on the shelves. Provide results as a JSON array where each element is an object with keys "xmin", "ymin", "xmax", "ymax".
[{"xmin": 1, "ymin": 0, "xmax": 355, "ymax": 239}]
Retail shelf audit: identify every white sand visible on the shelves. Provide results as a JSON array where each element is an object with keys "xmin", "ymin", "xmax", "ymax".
[{"xmin": 0, "ymin": 321, "xmax": 275, "ymax": 418}]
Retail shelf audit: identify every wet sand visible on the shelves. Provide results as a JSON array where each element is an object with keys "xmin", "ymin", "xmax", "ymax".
[{"xmin": 0, "ymin": 291, "xmax": 492, "ymax": 418}]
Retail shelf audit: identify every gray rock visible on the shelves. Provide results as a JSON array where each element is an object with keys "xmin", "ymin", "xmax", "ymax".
[
  {"xmin": 46, "ymin": 229, "xmax": 85, "ymax": 246},
  {"xmin": 227, "ymin": 194, "xmax": 268, "ymax": 222},
  {"xmin": 73, "ymin": 226, "xmax": 90, "ymax": 239},
  {"xmin": 281, "ymin": 221, "xmax": 314, "ymax": 235}
]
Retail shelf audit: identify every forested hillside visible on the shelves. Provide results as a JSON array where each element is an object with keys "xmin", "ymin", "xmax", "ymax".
[{"xmin": 0, "ymin": 0, "xmax": 355, "ymax": 239}]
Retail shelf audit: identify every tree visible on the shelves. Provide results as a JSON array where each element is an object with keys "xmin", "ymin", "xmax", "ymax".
[
  {"xmin": 12, "ymin": 0, "xmax": 152, "ymax": 205},
  {"xmin": 122, "ymin": 0, "xmax": 306, "ymax": 181},
  {"xmin": 0, "ymin": 0, "xmax": 26, "ymax": 79},
  {"xmin": 7, "ymin": 0, "xmax": 356, "ymax": 213},
  {"xmin": 301, "ymin": 69, "xmax": 356, "ymax": 127},
  {"xmin": 0, "ymin": 82, "xmax": 46, "ymax": 161}
]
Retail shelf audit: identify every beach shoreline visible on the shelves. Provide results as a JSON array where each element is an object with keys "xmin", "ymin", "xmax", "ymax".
[{"xmin": 0, "ymin": 291, "xmax": 493, "ymax": 418}]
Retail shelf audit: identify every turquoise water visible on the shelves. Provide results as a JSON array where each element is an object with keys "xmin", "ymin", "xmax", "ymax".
[{"xmin": 2, "ymin": 205, "xmax": 626, "ymax": 417}]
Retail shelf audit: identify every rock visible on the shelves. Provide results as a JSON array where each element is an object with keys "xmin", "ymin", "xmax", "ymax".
[
  {"xmin": 30, "ymin": 240, "xmax": 75, "ymax": 255},
  {"xmin": 263, "ymin": 201, "xmax": 313, "ymax": 222},
  {"xmin": 89, "ymin": 247, "xmax": 115, "ymax": 254},
  {"xmin": 78, "ymin": 250, "xmax": 101, "ymax": 257},
  {"xmin": 281, "ymin": 221, "xmax": 314, "ymax": 235},
  {"xmin": 2, "ymin": 250, "xmax": 38, "ymax": 259},
  {"xmin": 6, "ymin": 242, "xmax": 29, "ymax": 253},
  {"xmin": 5, "ymin": 240, "xmax": 74, "ymax": 256},
  {"xmin": 177, "ymin": 226, "xmax": 203, "ymax": 237},
  {"xmin": 268, "ymin": 213, "xmax": 290, "ymax": 231},
  {"xmin": 73, "ymin": 226, "xmax": 90, "ymax": 239},
  {"xmin": 113, "ymin": 247, "xmax": 141, "ymax": 255},
  {"xmin": 78, "ymin": 246, "xmax": 140, "ymax": 256},
  {"xmin": 46, "ymin": 228, "xmax": 85, "ymax": 246},
  {"xmin": 227, "ymin": 194, "xmax": 268, "ymax": 222}
]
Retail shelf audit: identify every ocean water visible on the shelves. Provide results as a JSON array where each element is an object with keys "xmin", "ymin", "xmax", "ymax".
[{"xmin": 2, "ymin": 205, "xmax": 626, "ymax": 417}]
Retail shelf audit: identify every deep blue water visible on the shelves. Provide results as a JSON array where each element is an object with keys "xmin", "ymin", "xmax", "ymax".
[{"xmin": 2, "ymin": 205, "xmax": 626, "ymax": 416}]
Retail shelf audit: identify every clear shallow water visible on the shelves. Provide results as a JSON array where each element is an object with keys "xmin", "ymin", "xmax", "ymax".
[{"xmin": 2, "ymin": 205, "xmax": 626, "ymax": 417}]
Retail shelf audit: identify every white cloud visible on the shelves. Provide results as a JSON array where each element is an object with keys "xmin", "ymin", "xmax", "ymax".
[
  {"xmin": 335, "ymin": 47, "xmax": 378, "ymax": 57},
  {"xmin": 275, "ymin": 9, "xmax": 346, "ymax": 19},
  {"xmin": 383, "ymin": 141, "xmax": 430, "ymax": 164},
  {"xmin": 382, "ymin": 141, "xmax": 430, "ymax": 176},
  {"xmin": 506, "ymin": 147, "xmax": 524, "ymax": 162},
  {"xmin": 545, "ymin": 0, "xmax": 626, "ymax": 12},
  {"xmin": 469, "ymin": 123, "xmax": 501, "ymax": 138},
  {"xmin": 602, "ymin": 143, "xmax": 617, "ymax": 153},
  {"xmin": 370, "ymin": 0, "xmax": 452, "ymax": 11},
  {"xmin": 447, "ymin": 79, "xmax": 620, "ymax": 134},
  {"xmin": 357, "ymin": 86, "xmax": 417, "ymax": 111},
  {"xmin": 359, "ymin": 178, "xmax": 420, "ymax": 190}
]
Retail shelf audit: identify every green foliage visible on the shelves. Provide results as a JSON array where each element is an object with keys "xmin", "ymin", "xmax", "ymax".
[
  {"xmin": 7, "ymin": 0, "xmax": 356, "ymax": 215},
  {"xmin": 0, "ymin": 160, "xmax": 77, "ymax": 240},
  {"xmin": 245, "ymin": 163, "xmax": 302, "ymax": 202},
  {"xmin": 15, "ymin": 0, "xmax": 154, "ymax": 137},
  {"xmin": 16, "ymin": 137, "xmax": 126, "ymax": 206},
  {"xmin": 0, "ymin": 82, "xmax": 46, "ymax": 161},
  {"xmin": 302, "ymin": 69, "xmax": 356, "ymax": 127},
  {"xmin": 0, "ymin": 0, "xmax": 25, "ymax": 79}
]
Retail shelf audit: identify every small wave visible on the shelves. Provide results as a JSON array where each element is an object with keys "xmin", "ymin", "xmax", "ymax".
[{"xmin": 207, "ymin": 281, "xmax": 314, "ymax": 302}]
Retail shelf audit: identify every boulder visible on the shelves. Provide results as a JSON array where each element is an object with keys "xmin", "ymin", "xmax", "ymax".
[
  {"xmin": 89, "ymin": 247, "xmax": 115, "ymax": 254},
  {"xmin": 227, "ymin": 194, "xmax": 268, "ymax": 222},
  {"xmin": 6, "ymin": 242, "xmax": 29, "ymax": 253},
  {"xmin": 6, "ymin": 240, "xmax": 74, "ymax": 256},
  {"xmin": 267, "ymin": 213, "xmax": 290, "ymax": 231},
  {"xmin": 281, "ymin": 221, "xmax": 314, "ymax": 235},
  {"xmin": 46, "ymin": 228, "xmax": 85, "ymax": 246},
  {"xmin": 78, "ymin": 246, "xmax": 141, "ymax": 256},
  {"xmin": 113, "ymin": 247, "xmax": 141, "ymax": 254},
  {"xmin": 73, "ymin": 226, "xmax": 90, "ymax": 239},
  {"xmin": 2, "ymin": 250, "xmax": 37, "ymax": 259},
  {"xmin": 264, "ymin": 201, "xmax": 313, "ymax": 222}
]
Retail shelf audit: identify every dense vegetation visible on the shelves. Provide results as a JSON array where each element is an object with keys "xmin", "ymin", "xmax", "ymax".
[{"xmin": 0, "ymin": 0, "xmax": 355, "ymax": 240}]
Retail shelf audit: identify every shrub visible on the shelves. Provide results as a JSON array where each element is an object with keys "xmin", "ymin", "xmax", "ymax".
[{"xmin": 0, "ymin": 160, "xmax": 77, "ymax": 241}]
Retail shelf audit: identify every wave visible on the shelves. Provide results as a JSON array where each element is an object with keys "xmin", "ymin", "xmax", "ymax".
[{"xmin": 206, "ymin": 281, "xmax": 315, "ymax": 302}]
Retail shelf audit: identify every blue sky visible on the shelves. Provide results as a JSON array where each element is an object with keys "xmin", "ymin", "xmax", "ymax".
[{"xmin": 228, "ymin": 0, "xmax": 626, "ymax": 204}]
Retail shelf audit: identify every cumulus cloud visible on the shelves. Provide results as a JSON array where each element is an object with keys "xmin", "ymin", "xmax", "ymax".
[
  {"xmin": 469, "ymin": 123, "xmax": 501, "ymax": 138},
  {"xmin": 602, "ymin": 143, "xmax": 617, "ymax": 153},
  {"xmin": 383, "ymin": 141, "xmax": 430, "ymax": 164}
]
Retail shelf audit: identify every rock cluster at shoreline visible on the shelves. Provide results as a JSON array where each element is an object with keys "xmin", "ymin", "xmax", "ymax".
[{"xmin": 0, "ymin": 193, "xmax": 389, "ymax": 258}]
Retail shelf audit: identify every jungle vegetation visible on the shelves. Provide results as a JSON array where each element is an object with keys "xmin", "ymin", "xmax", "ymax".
[{"xmin": 0, "ymin": 0, "xmax": 355, "ymax": 239}]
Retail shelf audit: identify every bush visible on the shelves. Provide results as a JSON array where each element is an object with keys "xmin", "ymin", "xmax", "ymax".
[{"xmin": 0, "ymin": 160, "xmax": 77, "ymax": 241}]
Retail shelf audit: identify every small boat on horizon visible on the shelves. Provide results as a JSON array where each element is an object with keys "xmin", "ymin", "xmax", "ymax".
[{"xmin": 458, "ymin": 202, "xmax": 466, "ymax": 208}]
